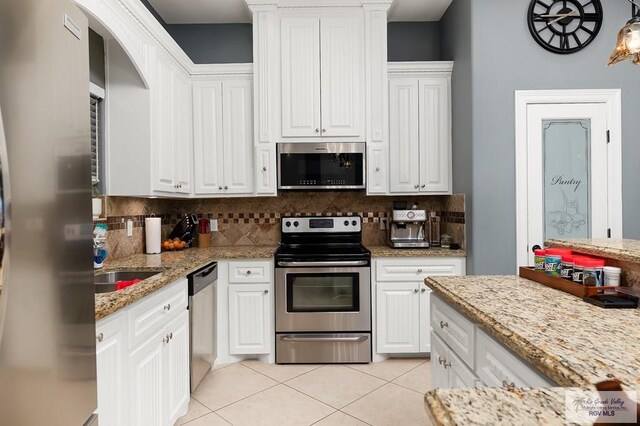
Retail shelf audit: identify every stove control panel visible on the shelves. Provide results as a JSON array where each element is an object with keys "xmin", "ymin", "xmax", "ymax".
[{"xmin": 282, "ymin": 216, "xmax": 362, "ymax": 233}]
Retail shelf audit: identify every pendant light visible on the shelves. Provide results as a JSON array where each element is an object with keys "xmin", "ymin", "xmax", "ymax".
[{"xmin": 608, "ymin": 0, "xmax": 640, "ymax": 65}]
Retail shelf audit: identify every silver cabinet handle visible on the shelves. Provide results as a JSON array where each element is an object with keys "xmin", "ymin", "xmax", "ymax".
[
  {"xmin": 322, "ymin": 128, "xmax": 326, "ymax": 133},
  {"xmin": 502, "ymin": 380, "xmax": 515, "ymax": 389},
  {"xmin": 414, "ymin": 288, "xmax": 419, "ymax": 293},
  {"xmin": 443, "ymin": 360, "xmax": 451, "ymax": 369},
  {"xmin": 168, "ymin": 332, "xmax": 173, "ymax": 340},
  {"xmin": 264, "ymin": 289, "xmax": 269, "ymax": 294},
  {"xmin": 164, "ymin": 304, "xmax": 171, "ymax": 311},
  {"xmin": 246, "ymin": 270, "xmax": 252, "ymax": 275},
  {"xmin": 262, "ymin": 166, "xmax": 267, "ymax": 172},
  {"xmin": 163, "ymin": 335, "xmax": 170, "ymax": 344},
  {"xmin": 439, "ymin": 320, "xmax": 448, "ymax": 329},
  {"xmin": 438, "ymin": 356, "xmax": 446, "ymax": 365},
  {"xmin": 315, "ymin": 128, "xmax": 320, "ymax": 133},
  {"xmin": 421, "ymin": 288, "xmax": 426, "ymax": 293},
  {"xmin": 421, "ymin": 184, "xmax": 426, "ymax": 188},
  {"xmin": 375, "ymin": 167, "xmax": 380, "ymax": 172},
  {"xmin": 414, "ymin": 184, "xmax": 419, "ymax": 189},
  {"xmin": 417, "ymin": 268, "xmax": 423, "ymax": 273},
  {"xmin": 218, "ymin": 186, "xmax": 223, "ymax": 190},
  {"xmin": 224, "ymin": 185, "xmax": 228, "ymax": 190},
  {"xmin": 96, "ymin": 333, "xmax": 104, "ymax": 343}
]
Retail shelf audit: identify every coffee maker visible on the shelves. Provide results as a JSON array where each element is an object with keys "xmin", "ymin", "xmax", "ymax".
[{"xmin": 387, "ymin": 203, "xmax": 429, "ymax": 248}]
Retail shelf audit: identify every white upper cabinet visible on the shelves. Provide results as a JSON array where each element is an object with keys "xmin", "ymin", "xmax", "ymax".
[
  {"xmin": 388, "ymin": 62, "xmax": 453, "ymax": 195},
  {"xmin": 279, "ymin": 12, "xmax": 364, "ymax": 141},
  {"xmin": 193, "ymin": 77, "xmax": 254, "ymax": 196}
]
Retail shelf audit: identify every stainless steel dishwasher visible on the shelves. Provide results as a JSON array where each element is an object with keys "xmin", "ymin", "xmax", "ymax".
[{"xmin": 188, "ymin": 262, "xmax": 217, "ymax": 392}]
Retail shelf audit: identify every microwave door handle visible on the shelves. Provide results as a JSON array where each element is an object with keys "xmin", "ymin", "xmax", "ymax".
[{"xmin": 277, "ymin": 260, "xmax": 368, "ymax": 267}]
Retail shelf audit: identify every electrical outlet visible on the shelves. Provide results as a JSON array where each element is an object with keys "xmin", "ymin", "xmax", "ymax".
[
  {"xmin": 126, "ymin": 219, "xmax": 133, "ymax": 237},
  {"xmin": 210, "ymin": 219, "xmax": 218, "ymax": 232},
  {"xmin": 380, "ymin": 218, "xmax": 388, "ymax": 230}
]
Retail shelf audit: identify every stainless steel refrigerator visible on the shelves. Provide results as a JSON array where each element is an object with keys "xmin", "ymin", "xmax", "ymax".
[{"xmin": 0, "ymin": 0, "xmax": 98, "ymax": 425}]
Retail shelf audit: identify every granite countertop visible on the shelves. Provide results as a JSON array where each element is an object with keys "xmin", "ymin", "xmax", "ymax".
[
  {"xmin": 95, "ymin": 246, "xmax": 277, "ymax": 321},
  {"xmin": 367, "ymin": 245, "xmax": 466, "ymax": 258},
  {"xmin": 423, "ymin": 275, "xmax": 640, "ymax": 425},
  {"xmin": 546, "ymin": 238, "xmax": 640, "ymax": 263}
]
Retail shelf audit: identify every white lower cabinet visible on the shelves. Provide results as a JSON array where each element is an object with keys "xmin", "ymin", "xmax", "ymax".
[
  {"xmin": 430, "ymin": 294, "xmax": 556, "ymax": 389},
  {"xmin": 224, "ymin": 260, "xmax": 273, "ymax": 355},
  {"xmin": 375, "ymin": 257, "xmax": 465, "ymax": 354},
  {"xmin": 96, "ymin": 278, "xmax": 189, "ymax": 426}
]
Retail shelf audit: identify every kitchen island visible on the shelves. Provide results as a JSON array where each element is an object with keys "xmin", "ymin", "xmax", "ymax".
[{"xmin": 424, "ymin": 274, "xmax": 640, "ymax": 425}]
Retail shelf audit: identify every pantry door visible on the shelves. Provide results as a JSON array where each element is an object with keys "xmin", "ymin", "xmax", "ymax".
[{"xmin": 515, "ymin": 90, "xmax": 622, "ymax": 268}]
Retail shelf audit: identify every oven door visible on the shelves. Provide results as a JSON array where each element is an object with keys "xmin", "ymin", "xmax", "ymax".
[
  {"xmin": 277, "ymin": 142, "xmax": 366, "ymax": 190},
  {"xmin": 275, "ymin": 265, "xmax": 371, "ymax": 332}
]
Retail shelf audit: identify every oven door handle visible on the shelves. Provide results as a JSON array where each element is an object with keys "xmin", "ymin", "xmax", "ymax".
[
  {"xmin": 278, "ymin": 335, "xmax": 369, "ymax": 343},
  {"xmin": 277, "ymin": 260, "xmax": 369, "ymax": 267}
]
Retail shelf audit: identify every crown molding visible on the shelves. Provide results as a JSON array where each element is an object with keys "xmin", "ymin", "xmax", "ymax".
[
  {"xmin": 191, "ymin": 63, "xmax": 254, "ymax": 76},
  {"xmin": 387, "ymin": 61, "xmax": 454, "ymax": 74}
]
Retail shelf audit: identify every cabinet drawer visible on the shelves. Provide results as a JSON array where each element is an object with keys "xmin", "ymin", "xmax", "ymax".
[
  {"xmin": 376, "ymin": 258, "xmax": 462, "ymax": 282},
  {"xmin": 228, "ymin": 261, "xmax": 272, "ymax": 283},
  {"xmin": 476, "ymin": 329, "xmax": 555, "ymax": 388},
  {"xmin": 128, "ymin": 278, "xmax": 188, "ymax": 349},
  {"xmin": 430, "ymin": 294, "xmax": 475, "ymax": 369}
]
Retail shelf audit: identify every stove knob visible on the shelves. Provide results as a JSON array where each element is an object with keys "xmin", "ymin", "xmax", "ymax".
[
  {"xmin": 285, "ymin": 221, "xmax": 291, "ymax": 228},
  {"xmin": 293, "ymin": 221, "xmax": 299, "ymax": 227},
  {"xmin": 352, "ymin": 220, "xmax": 357, "ymax": 226},
  {"xmin": 344, "ymin": 220, "xmax": 349, "ymax": 226}
]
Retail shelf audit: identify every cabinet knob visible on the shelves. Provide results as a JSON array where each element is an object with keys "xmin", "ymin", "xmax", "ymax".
[
  {"xmin": 414, "ymin": 184, "xmax": 419, "ymax": 189},
  {"xmin": 246, "ymin": 270, "xmax": 252, "ymax": 275},
  {"xmin": 375, "ymin": 167, "xmax": 380, "ymax": 172},
  {"xmin": 438, "ymin": 356, "xmax": 446, "ymax": 365},
  {"xmin": 163, "ymin": 335, "xmax": 170, "ymax": 344},
  {"xmin": 421, "ymin": 184, "xmax": 426, "ymax": 189},
  {"xmin": 322, "ymin": 128, "xmax": 327, "ymax": 133},
  {"xmin": 224, "ymin": 186, "xmax": 228, "ymax": 190},
  {"xmin": 443, "ymin": 360, "xmax": 451, "ymax": 369},
  {"xmin": 315, "ymin": 128, "xmax": 320, "ymax": 133},
  {"xmin": 262, "ymin": 166, "xmax": 267, "ymax": 172},
  {"xmin": 421, "ymin": 288, "xmax": 426, "ymax": 293},
  {"xmin": 164, "ymin": 304, "xmax": 171, "ymax": 311},
  {"xmin": 168, "ymin": 332, "xmax": 173, "ymax": 340},
  {"xmin": 414, "ymin": 288, "xmax": 419, "ymax": 293},
  {"xmin": 96, "ymin": 333, "xmax": 104, "ymax": 343},
  {"xmin": 417, "ymin": 268, "xmax": 423, "ymax": 273},
  {"xmin": 439, "ymin": 320, "xmax": 448, "ymax": 329},
  {"xmin": 264, "ymin": 289, "xmax": 269, "ymax": 294},
  {"xmin": 218, "ymin": 186, "xmax": 223, "ymax": 190}
]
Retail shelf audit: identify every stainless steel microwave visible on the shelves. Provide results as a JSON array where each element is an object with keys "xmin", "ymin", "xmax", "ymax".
[{"xmin": 277, "ymin": 142, "xmax": 366, "ymax": 190}]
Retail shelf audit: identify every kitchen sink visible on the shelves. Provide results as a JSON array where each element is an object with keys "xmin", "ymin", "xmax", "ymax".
[{"xmin": 94, "ymin": 270, "xmax": 163, "ymax": 294}]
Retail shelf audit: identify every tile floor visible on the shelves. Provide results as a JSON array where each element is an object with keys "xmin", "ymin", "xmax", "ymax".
[{"xmin": 176, "ymin": 358, "xmax": 434, "ymax": 426}]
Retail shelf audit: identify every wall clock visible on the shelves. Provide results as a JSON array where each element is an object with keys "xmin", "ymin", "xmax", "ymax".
[{"xmin": 527, "ymin": 0, "xmax": 603, "ymax": 54}]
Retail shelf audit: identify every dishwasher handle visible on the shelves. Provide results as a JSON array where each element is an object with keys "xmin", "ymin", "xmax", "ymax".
[{"xmin": 189, "ymin": 263, "xmax": 218, "ymax": 296}]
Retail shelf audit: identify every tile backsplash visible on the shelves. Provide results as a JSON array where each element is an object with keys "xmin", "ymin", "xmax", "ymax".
[{"xmin": 101, "ymin": 192, "xmax": 466, "ymax": 261}]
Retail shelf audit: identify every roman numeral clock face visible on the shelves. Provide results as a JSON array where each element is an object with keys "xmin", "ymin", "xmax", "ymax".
[{"xmin": 528, "ymin": 0, "xmax": 603, "ymax": 54}]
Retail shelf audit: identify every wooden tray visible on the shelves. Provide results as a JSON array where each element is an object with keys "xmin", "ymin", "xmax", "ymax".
[{"xmin": 519, "ymin": 267, "xmax": 618, "ymax": 297}]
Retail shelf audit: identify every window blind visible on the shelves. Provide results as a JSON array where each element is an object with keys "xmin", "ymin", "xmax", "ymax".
[{"xmin": 90, "ymin": 94, "xmax": 100, "ymax": 184}]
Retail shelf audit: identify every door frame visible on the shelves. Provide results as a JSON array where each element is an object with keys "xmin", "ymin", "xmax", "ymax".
[{"xmin": 515, "ymin": 89, "xmax": 622, "ymax": 269}]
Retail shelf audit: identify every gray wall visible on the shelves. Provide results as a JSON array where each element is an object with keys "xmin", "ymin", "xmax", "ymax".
[
  {"xmin": 388, "ymin": 22, "xmax": 440, "ymax": 61},
  {"xmin": 440, "ymin": 0, "xmax": 473, "ymax": 272},
  {"xmin": 89, "ymin": 28, "xmax": 105, "ymax": 88},
  {"xmin": 441, "ymin": 0, "xmax": 640, "ymax": 275},
  {"xmin": 168, "ymin": 24, "xmax": 253, "ymax": 64}
]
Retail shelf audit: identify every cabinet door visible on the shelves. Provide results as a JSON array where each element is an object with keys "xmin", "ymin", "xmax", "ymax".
[
  {"xmin": 367, "ymin": 145, "xmax": 387, "ymax": 194},
  {"xmin": 280, "ymin": 17, "xmax": 321, "ymax": 138},
  {"xmin": 174, "ymin": 72, "xmax": 193, "ymax": 194},
  {"xmin": 449, "ymin": 349, "xmax": 480, "ymax": 389},
  {"xmin": 430, "ymin": 333, "xmax": 449, "ymax": 389},
  {"xmin": 255, "ymin": 145, "xmax": 276, "ymax": 195},
  {"xmin": 419, "ymin": 287, "xmax": 431, "ymax": 353},
  {"xmin": 96, "ymin": 315, "xmax": 127, "ymax": 426},
  {"xmin": 389, "ymin": 79, "xmax": 420, "ymax": 193},
  {"xmin": 129, "ymin": 331, "xmax": 166, "ymax": 426},
  {"xmin": 154, "ymin": 58, "xmax": 176, "ymax": 193},
  {"xmin": 376, "ymin": 282, "xmax": 420, "ymax": 353},
  {"xmin": 419, "ymin": 78, "xmax": 451, "ymax": 193},
  {"xmin": 193, "ymin": 81, "xmax": 224, "ymax": 195},
  {"xmin": 166, "ymin": 310, "xmax": 190, "ymax": 425},
  {"xmin": 320, "ymin": 16, "xmax": 363, "ymax": 138},
  {"xmin": 228, "ymin": 284, "xmax": 271, "ymax": 354},
  {"xmin": 223, "ymin": 79, "xmax": 254, "ymax": 194}
]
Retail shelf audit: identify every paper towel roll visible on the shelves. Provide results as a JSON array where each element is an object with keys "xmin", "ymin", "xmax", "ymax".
[{"xmin": 145, "ymin": 217, "xmax": 162, "ymax": 254}]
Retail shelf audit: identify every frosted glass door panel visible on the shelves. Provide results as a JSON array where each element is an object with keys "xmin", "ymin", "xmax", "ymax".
[{"xmin": 543, "ymin": 120, "xmax": 591, "ymax": 240}]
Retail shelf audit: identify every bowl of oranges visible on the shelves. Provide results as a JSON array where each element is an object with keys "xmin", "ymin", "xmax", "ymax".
[{"xmin": 162, "ymin": 238, "xmax": 188, "ymax": 251}]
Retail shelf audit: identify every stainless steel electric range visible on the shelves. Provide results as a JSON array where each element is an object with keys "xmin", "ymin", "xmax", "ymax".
[{"xmin": 275, "ymin": 216, "xmax": 372, "ymax": 364}]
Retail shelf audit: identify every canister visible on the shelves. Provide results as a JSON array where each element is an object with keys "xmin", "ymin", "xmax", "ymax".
[
  {"xmin": 583, "ymin": 260, "xmax": 598, "ymax": 286},
  {"xmin": 572, "ymin": 257, "xmax": 585, "ymax": 284},
  {"xmin": 534, "ymin": 249, "xmax": 546, "ymax": 270},
  {"xmin": 560, "ymin": 254, "xmax": 574, "ymax": 280},
  {"xmin": 545, "ymin": 253, "xmax": 562, "ymax": 276},
  {"xmin": 603, "ymin": 266, "xmax": 622, "ymax": 286}
]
